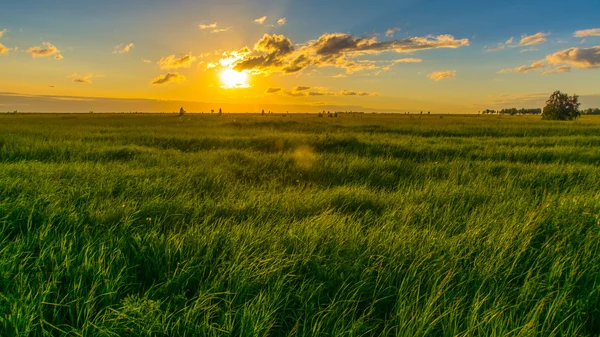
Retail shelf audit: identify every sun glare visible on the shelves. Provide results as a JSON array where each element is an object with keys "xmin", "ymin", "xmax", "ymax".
[{"xmin": 220, "ymin": 69, "xmax": 249, "ymax": 89}]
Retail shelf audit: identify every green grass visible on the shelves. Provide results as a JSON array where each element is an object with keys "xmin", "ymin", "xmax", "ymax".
[{"xmin": 0, "ymin": 113, "xmax": 599, "ymax": 336}]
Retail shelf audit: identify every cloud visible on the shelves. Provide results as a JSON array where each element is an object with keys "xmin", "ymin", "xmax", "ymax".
[
  {"xmin": 0, "ymin": 29, "xmax": 7, "ymax": 38},
  {"xmin": 386, "ymin": 27, "xmax": 400, "ymax": 37},
  {"xmin": 54, "ymin": 53, "xmax": 64, "ymax": 60},
  {"xmin": 574, "ymin": 28, "xmax": 600, "ymax": 38},
  {"xmin": 332, "ymin": 74, "xmax": 347, "ymax": 78},
  {"xmin": 157, "ymin": 53, "xmax": 197, "ymax": 69},
  {"xmin": 68, "ymin": 73, "xmax": 94, "ymax": 84},
  {"xmin": 265, "ymin": 87, "xmax": 282, "ymax": 94},
  {"xmin": 485, "ymin": 36, "xmax": 515, "ymax": 52},
  {"xmin": 427, "ymin": 70, "xmax": 456, "ymax": 81},
  {"xmin": 26, "ymin": 42, "xmax": 63, "ymax": 59},
  {"xmin": 142, "ymin": 58, "xmax": 152, "ymax": 63},
  {"xmin": 212, "ymin": 27, "xmax": 231, "ymax": 33},
  {"xmin": 266, "ymin": 86, "xmax": 378, "ymax": 97},
  {"xmin": 113, "ymin": 42, "xmax": 134, "ymax": 54},
  {"xmin": 394, "ymin": 58, "xmax": 422, "ymax": 63},
  {"xmin": 199, "ymin": 23, "xmax": 218, "ymax": 29},
  {"xmin": 497, "ymin": 60, "xmax": 546, "ymax": 73},
  {"xmin": 150, "ymin": 73, "xmax": 187, "ymax": 85},
  {"xmin": 519, "ymin": 32, "xmax": 549, "ymax": 46},
  {"xmin": 0, "ymin": 43, "xmax": 13, "ymax": 55},
  {"xmin": 278, "ymin": 18, "xmax": 286, "ymax": 25},
  {"xmin": 520, "ymin": 47, "xmax": 539, "ymax": 53},
  {"xmin": 542, "ymin": 66, "xmax": 571, "ymax": 75},
  {"xmin": 226, "ymin": 32, "xmax": 468, "ymax": 75},
  {"xmin": 254, "ymin": 16, "xmax": 267, "ymax": 24},
  {"xmin": 546, "ymin": 45, "xmax": 600, "ymax": 69}
]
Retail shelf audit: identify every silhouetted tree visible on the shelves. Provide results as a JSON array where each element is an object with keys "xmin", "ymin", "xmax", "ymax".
[
  {"xmin": 261, "ymin": 109, "xmax": 265, "ymax": 115},
  {"xmin": 179, "ymin": 107, "xmax": 186, "ymax": 116},
  {"xmin": 218, "ymin": 108, "xmax": 222, "ymax": 116},
  {"xmin": 542, "ymin": 91, "xmax": 580, "ymax": 120}
]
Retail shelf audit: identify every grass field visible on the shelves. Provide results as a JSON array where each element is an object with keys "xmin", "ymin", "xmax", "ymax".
[{"xmin": 1, "ymin": 113, "xmax": 599, "ymax": 336}]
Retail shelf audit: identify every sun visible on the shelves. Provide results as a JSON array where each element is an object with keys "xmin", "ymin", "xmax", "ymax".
[{"xmin": 220, "ymin": 69, "xmax": 249, "ymax": 89}]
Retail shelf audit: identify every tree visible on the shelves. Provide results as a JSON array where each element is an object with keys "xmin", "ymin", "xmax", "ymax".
[
  {"xmin": 218, "ymin": 108, "xmax": 222, "ymax": 116},
  {"xmin": 261, "ymin": 109, "xmax": 265, "ymax": 115},
  {"xmin": 542, "ymin": 91, "xmax": 580, "ymax": 121},
  {"xmin": 179, "ymin": 107, "xmax": 186, "ymax": 116}
]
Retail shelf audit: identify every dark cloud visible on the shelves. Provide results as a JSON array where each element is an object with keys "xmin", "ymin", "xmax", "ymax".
[
  {"xmin": 150, "ymin": 73, "xmax": 186, "ymax": 85},
  {"xmin": 226, "ymin": 32, "xmax": 468, "ymax": 75},
  {"xmin": 265, "ymin": 87, "xmax": 282, "ymax": 94}
]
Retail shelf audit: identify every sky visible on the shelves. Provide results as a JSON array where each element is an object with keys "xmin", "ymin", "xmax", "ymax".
[{"xmin": 1, "ymin": 0, "xmax": 599, "ymax": 113}]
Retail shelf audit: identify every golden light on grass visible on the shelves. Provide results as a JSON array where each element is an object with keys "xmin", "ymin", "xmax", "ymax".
[{"xmin": 220, "ymin": 69, "xmax": 249, "ymax": 89}]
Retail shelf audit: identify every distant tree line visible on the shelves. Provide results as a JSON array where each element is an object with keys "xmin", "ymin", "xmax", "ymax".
[
  {"xmin": 582, "ymin": 108, "xmax": 600, "ymax": 115},
  {"xmin": 480, "ymin": 108, "xmax": 542, "ymax": 115}
]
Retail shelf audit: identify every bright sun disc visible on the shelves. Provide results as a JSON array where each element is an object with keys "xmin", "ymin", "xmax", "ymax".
[{"xmin": 220, "ymin": 69, "xmax": 249, "ymax": 89}]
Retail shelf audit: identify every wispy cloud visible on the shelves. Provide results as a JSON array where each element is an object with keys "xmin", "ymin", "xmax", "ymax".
[
  {"xmin": 574, "ymin": 28, "xmax": 600, "ymax": 37},
  {"xmin": 26, "ymin": 42, "xmax": 63, "ymax": 59},
  {"xmin": 0, "ymin": 29, "xmax": 7, "ymax": 38},
  {"xmin": 199, "ymin": 23, "xmax": 218, "ymax": 29},
  {"xmin": 157, "ymin": 53, "xmax": 197, "ymax": 69},
  {"xmin": 385, "ymin": 27, "xmax": 401, "ymax": 37},
  {"xmin": 485, "ymin": 36, "xmax": 514, "ymax": 51},
  {"xmin": 150, "ymin": 73, "xmax": 187, "ymax": 85},
  {"xmin": 142, "ymin": 58, "xmax": 152, "ymax": 64},
  {"xmin": 265, "ymin": 86, "xmax": 378, "ymax": 97},
  {"xmin": 68, "ymin": 73, "xmax": 95, "ymax": 84},
  {"xmin": 394, "ymin": 58, "xmax": 422, "ymax": 63},
  {"xmin": 543, "ymin": 66, "xmax": 571, "ymax": 75},
  {"xmin": 520, "ymin": 47, "xmax": 539, "ymax": 53},
  {"xmin": 113, "ymin": 42, "xmax": 134, "ymax": 54},
  {"xmin": 519, "ymin": 32, "xmax": 549, "ymax": 46},
  {"xmin": 428, "ymin": 70, "xmax": 456, "ymax": 81},
  {"xmin": 277, "ymin": 18, "xmax": 286, "ymax": 25},
  {"xmin": 497, "ymin": 60, "xmax": 546, "ymax": 73},
  {"xmin": 254, "ymin": 16, "xmax": 267, "ymax": 24},
  {"xmin": 212, "ymin": 27, "xmax": 231, "ymax": 33}
]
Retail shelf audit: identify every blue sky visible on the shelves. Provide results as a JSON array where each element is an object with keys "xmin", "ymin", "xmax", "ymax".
[{"xmin": 1, "ymin": 0, "xmax": 599, "ymax": 112}]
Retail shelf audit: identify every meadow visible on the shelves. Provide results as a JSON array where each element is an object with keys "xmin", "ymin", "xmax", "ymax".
[{"xmin": 0, "ymin": 113, "xmax": 599, "ymax": 336}]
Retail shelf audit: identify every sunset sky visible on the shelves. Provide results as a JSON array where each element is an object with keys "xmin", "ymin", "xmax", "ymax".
[{"xmin": 1, "ymin": 0, "xmax": 599, "ymax": 113}]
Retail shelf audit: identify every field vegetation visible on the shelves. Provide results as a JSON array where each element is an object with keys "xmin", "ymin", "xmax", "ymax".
[{"xmin": 1, "ymin": 113, "xmax": 599, "ymax": 336}]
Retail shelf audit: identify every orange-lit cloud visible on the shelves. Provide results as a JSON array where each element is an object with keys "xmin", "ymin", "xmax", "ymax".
[
  {"xmin": 0, "ymin": 29, "xmax": 7, "ymax": 38},
  {"xmin": 546, "ymin": 46, "xmax": 600, "ymax": 69},
  {"xmin": 519, "ymin": 32, "xmax": 549, "ymax": 46},
  {"xmin": 428, "ymin": 70, "xmax": 456, "ymax": 81},
  {"xmin": 254, "ymin": 16, "xmax": 267, "ymax": 24},
  {"xmin": 157, "ymin": 53, "xmax": 197, "ymax": 69},
  {"xmin": 26, "ymin": 42, "xmax": 63, "ymax": 59},
  {"xmin": 278, "ymin": 18, "xmax": 287, "ymax": 25},
  {"xmin": 574, "ymin": 28, "xmax": 600, "ymax": 37},
  {"xmin": 199, "ymin": 23, "xmax": 217, "ymax": 29},
  {"xmin": 150, "ymin": 73, "xmax": 187, "ymax": 85},
  {"xmin": 394, "ymin": 58, "xmax": 422, "ymax": 63},
  {"xmin": 542, "ymin": 66, "xmax": 571, "ymax": 75},
  {"xmin": 113, "ymin": 42, "xmax": 134, "ymax": 54},
  {"xmin": 265, "ymin": 86, "xmax": 378, "ymax": 97},
  {"xmin": 142, "ymin": 58, "xmax": 152, "ymax": 64},
  {"xmin": 385, "ymin": 27, "xmax": 400, "ymax": 37},
  {"xmin": 497, "ymin": 60, "xmax": 546, "ymax": 73},
  {"xmin": 226, "ymin": 33, "xmax": 468, "ymax": 75},
  {"xmin": 485, "ymin": 36, "xmax": 514, "ymax": 51},
  {"xmin": 0, "ymin": 43, "xmax": 12, "ymax": 55},
  {"xmin": 68, "ymin": 73, "xmax": 95, "ymax": 83},
  {"xmin": 212, "ymin": 27, "xmax": 231, "ymax": 33}
]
